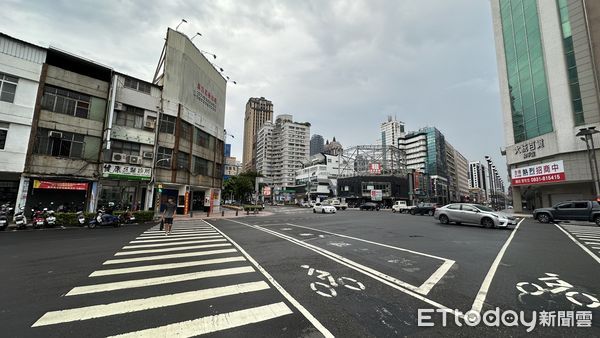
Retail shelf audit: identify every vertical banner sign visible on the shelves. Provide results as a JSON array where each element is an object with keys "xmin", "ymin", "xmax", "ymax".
[{"xmin": 184, "ymin": 191, "xmax": 190, "ymax": 214}]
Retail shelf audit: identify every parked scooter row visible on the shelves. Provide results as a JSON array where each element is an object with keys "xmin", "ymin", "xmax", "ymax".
[{"xmin": 32, "ymin": 208, "xmax": 57, "ymax": 229}]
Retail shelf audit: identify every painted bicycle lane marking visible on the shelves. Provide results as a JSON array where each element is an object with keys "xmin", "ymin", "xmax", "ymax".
[
  {"xmin": 300, "ymin": 264, "xmax": 365, "ymax": 298},
  {"xmin": 516, "ymin": 272, "xmax": 599, "ymax": 309}
]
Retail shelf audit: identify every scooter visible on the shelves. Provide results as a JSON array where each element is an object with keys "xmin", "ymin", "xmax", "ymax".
[
  {"xmin": 88, "ymin": 208, "xmax": 120, "ymax": 229},
  {"xmin": 45, "ymin": 209, "xmax": 56, "ymax": 227},
  {"xmin": 13, "ymin": 207, "xmax": 27, "ymax": 230},
  {"xmin": 76, "ymin": 211, "xmax": 86, "ymax": 226},
  {"xmin": 118, "ymin": 208, "xmax": 136, "ymax": 224},
  {"xmin": 0, "ymin": 204, "xmax": 8, "ymax": 231},
  {"xmin": 32, "ymin": 209, "xmax": 46, "ymax": 229}
]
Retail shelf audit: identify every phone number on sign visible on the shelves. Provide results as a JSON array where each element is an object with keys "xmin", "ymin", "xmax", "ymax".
[{"xmin": 513, "ymin": 174, "xmax": 564, "ymax": 185}]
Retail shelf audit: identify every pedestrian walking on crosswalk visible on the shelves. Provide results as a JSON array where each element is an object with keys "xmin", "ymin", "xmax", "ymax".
[{"xmin": 161, "ymin": 198, "xmax": 177, "ymax": 235}]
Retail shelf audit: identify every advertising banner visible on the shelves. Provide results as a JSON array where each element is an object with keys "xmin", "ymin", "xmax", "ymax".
[
  {"xmin": 263, "ymin": 186, "xmax": 271, "ymax": 196},
  {"xmin": 371, "ymin": 189, "xmax": 383, "ymax": 201},
  {"xmin": 511, "ymin": 160, "xmax": 566, "ymax": 186},
  {"xmin": 33, "ymin": 180, "xmax": 88, "ymax": 190},
  {"xmin": 369, "ymin": 163, "xmax": 382, "ymax": 174}
]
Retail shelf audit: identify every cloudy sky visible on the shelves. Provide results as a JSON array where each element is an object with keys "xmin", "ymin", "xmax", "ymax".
[{"xmin": 1, "ymin": 0, "xmax": 508, "ymax": 181}]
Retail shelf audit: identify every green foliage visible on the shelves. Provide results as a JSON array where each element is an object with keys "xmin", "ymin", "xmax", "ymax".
[
  {"xmin": 223, "ymin": 175, "xmax": 255, "ymax": 202},
  {"xmin": 132, "ymin": 211, "xmax": 155, "ymax": 222},
  {"xmin": 243, "ymin": 205, "xmax": 264, "ymax": 211}
]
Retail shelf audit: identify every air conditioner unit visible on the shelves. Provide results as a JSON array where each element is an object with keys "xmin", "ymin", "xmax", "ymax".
[
  {"xmin": 144, "ymin": 117, "xmax": 156, "ymax": 129},
  {"xmin": 111, "ymin": 152, "xmax": 127, "ymax": 163},
  {"xmin": 142, "ymin": 151, "xmax": 154, "ymax": 159},
  {"xmin": 48, "ymin": 131, "xmax": 63, "ymax": 139},
  {"xmin": 114, "ymin": 102, "xmax": 125, "ymax": 111},
  {"xmin": 128, "ymin": 155, "xmax": 141, "ymax": 165}
]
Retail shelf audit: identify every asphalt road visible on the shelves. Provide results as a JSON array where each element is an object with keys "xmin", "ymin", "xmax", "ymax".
[{"xmin": 1, "ymin": 207, "xmax": 599, "ymax": 337}]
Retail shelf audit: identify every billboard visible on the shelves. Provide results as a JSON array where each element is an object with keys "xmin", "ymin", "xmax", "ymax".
[
  {"xmin": 511, "ymin": 160, "xmax": 566, "ymax": 186},
  {"xmin": 371, "ymin": 189, "xmax": 383, "ymax": 201},
  {"xmin": 369, "ymin": 163, "xmax": 382, "ymax": 174},
  {"xmin": 163, "ymin": 28, "xmax": 227, "ymax": 138}
]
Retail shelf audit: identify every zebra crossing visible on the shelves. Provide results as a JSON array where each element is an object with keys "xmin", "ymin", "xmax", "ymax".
[
  {"xmin": 560, "ymin": 224, "xmax": 600, "ymax": 259},
  {"xmin": 30, "ymin": 222, "xmax": 317, "ymax": 337}
]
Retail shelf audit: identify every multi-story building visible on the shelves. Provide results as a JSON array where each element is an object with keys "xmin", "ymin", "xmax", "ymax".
[
  {"xmin": 0, "ymin": 34, "xmax": 46, "ymax": 209},
  {"xmin": 224, "ymin": 157, "xmax": 242, "ymax": 178},
  {"xmin": 380, "ymin": 116, "xmax": 405, "ymax": 169},
  {"xmin": 323, "ymin": 137, "xmax": 343, "ymax": 156},
  {"xmin": 255, "ymin": 114, "xmax": 310, "ymax": 201},
  {"xmin": 310, "ymin": 134, "xmax": 324, "ymax": 156},
  {"xmin": 295, "ymin": 152, "xmax": 353, "ymax": 201},
  {"xmin": 242, "ymin": 97, "xmax": 273, "ymax": 171},
  {"xmin": 469, "ymin": 161, "xmax": 488, "ymax": 191},
  {"xmin": 491, "ymin": 0, "xmax": 600, "ymax": 211},
  {"xmin": 445, "ymin": 142, "xmax": 469, "ymax": 202}
]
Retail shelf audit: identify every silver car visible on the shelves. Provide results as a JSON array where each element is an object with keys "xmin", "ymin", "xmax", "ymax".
[{"xmin": 433, "ymin": 203, "xmax": 517, "ymax": 228}]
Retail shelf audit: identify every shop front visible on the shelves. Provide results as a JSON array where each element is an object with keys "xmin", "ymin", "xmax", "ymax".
[
  {"xmin": 26, "ymin": 178, "xmax": 93, "ymax": 213},
  {"xmin": 99, "ymin": 163, "xmax": 152, "ymax": 211}
]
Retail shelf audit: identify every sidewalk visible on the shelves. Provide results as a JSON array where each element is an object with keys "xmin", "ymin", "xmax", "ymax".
[{"xmin": 172, "ymin": 208, "xmax": 273, "ymax": 221}]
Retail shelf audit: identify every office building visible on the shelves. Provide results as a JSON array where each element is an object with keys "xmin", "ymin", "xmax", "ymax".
[
  {"xmin": 310, "ymin": 134, "xmax": 324, "ymax": 156},
  {"xmin": 380, "ymin": 116, "xmax": 405, "ymax": 169},
  {"xmin": 242, "ymin": 97, "xmax": 273, "ymax": 171},
  {"xmin": 491, "ymin": 0, "xmax": 600, "ymax": 211}
]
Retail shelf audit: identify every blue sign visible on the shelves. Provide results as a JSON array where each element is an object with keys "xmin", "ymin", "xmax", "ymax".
[{"xmin": 225, "ymin": 144, "xmax": 231, "ymax": 157}]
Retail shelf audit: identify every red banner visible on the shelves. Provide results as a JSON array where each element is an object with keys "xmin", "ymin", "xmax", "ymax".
[
  {"xmin": 33, "ymin": 180, "xmax": 88, "ymax": 190},
  {"xmin": 511, "ymin": 173, "xmax": 566, "ymax": 186}
]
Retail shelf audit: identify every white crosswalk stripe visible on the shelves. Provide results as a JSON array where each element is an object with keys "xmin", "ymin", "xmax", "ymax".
[
  {"xmin": 89, "ymin": 257, "xmax": 247, "ymax": 277},
  {"xmin": 122, "ymin": 238, "xmax": 227, "ymax": 249},
  {"xmin": 114, "ymin": 243, "xmax": 232, "ymax": 256},
  {"xmin": 32, "ymin": 224, "xmax": 307, "ymax": 336},
  {"xmin": 108, "ymin": 302, "xmax": 293, "ymax": 338},
  {"xmin": 33, "ymin": 281, "xmax": 270, "ymax": 327},
  {"xmin": 104, "ymin": 248, "xmax": 237, "ymax": 265},
  {"xmin": 562, "ymin": 225, "xmax": 600, "ymax": 256},
  {"xmin": 129, "ymin": 235, "xmax": 223, "ymax": 244}
]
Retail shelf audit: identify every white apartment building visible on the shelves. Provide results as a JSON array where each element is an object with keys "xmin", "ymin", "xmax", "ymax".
[
  {"xmin": 255, "ymin": 114, "xmax": 310, "ymax": 198},
  {"xmin": 380, "ymin": 116, "xmax": 405, "ymax": 169},
  {"xmin": 398, "ymin": 131, "xmax": 427, "ymax": 171},
  {"xmin": 0, "ymin": 34, "xmax": 47, "ymax": 208}
]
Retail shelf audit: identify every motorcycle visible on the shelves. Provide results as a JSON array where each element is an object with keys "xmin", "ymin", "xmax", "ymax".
[
  {"xmin": 88, "ymin": 208, "xmax": 120, "ymax": 229},
  {"xmin": 76, "ymin": 211, "xmax": 86, "ymax": 226},
  {"xmin": 33, "ymin": 209, "xmax": 46, "ymax": 229},
  {"xmin": 13, "ymin": 207, "xmax": 27, "ymax": 230},
  {"xmin": 118, "ymin": 208, "xmax": 136, "ymax": 224}
]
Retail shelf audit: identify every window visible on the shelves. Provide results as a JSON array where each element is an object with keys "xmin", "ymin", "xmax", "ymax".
[
  {"xmin": 0, "ymin": 122, "xmax": 7, "ymax": 149},
  {"xmin": 194, "ymin": 127, "xmax": 212, "ymax": 149},
  {"xmin": 556, "ymin": 203, "xmax": 572, "ymax": 209},
  {"xmin": 177, "ymin": 151, "xmax": 190, "ymax": 170},
  {"xmin": 193, "ymin": 156, "xmax": 213, "ymax": 176},
  {"xmin": 156, "ymin": 146, "xmax": 173, "ymax": 168},
  {"xmin": 181, "ymin": 121, "xmax": 192, "ymax": 141},
  {"xmin": 111, "ymin": 140, "xmax": 141, "ymax": 156},
  {"xmin": 124, "ymin": 77, "xmax": 151, "ymax": 94},
  {"xmin": 34, "ymin": 129, "xmax": 85, "ymax": 159},
  {"xmin": 41, "ymin": 86, "xmax": 90, "ymax": 118},
  {"xmin": 114, "ymin": 105, "xmax": 144, "ymax": 129},
  {"xmin": 447, "ymin": 204, "xmax": 461, "ymax": 210},
  {"xmin": 0, "ymin": 73, "xmax": 18, "ymax": 103},
  {"xmin": 159, "ymin": 114, "xmax": 176, "ymax": 134},
  {"xmin": 215, "ymin": 163, "xmax": 222, "ymax": 176},
  {"xmin": 573, "ymin": 202, "xmax": 588, "ymax": 209},
  {"xmin": 462, "ymin": 205, "xmax": 477, "ymax": 212}
]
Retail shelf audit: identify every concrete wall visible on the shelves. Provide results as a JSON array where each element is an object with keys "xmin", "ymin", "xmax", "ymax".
[{"xmin": 0, "ymin": 43, "xmax": 45, "ymax": 173}]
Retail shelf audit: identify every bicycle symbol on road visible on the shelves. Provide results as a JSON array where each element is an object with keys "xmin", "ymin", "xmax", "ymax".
[
  {"xmin": 516, "ymin": 273, "xmax": 599, "ymax": 308},
  {"xmin": 301, "ymin": 265, "xmax": 365, "ymax": 298}
]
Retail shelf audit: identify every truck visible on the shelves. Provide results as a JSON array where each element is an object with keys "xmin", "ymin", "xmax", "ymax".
[
  {"xmin": 392, "ymin": 200, "xmax": 416, "ymax": 213},
  {"xmin": 324, "ymin": 198, "xmax": 348, "ymax": 210},
  {"xmin": 533, "ymin": 200, "xmax": 600, "ymax": 225}
]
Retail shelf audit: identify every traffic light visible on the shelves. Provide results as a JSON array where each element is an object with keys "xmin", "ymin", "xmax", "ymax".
[{"xmin": 158, "ymin": 184, "xmax": 163, "ymax": 193}]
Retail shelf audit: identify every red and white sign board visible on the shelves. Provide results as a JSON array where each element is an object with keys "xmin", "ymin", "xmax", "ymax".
[
  {"xmin": 369, "ymin": 163, "xmax": 382, "ymax": 174},
  {"xmin": 263, "ymin": 186, "xmax": 271, "ymax": 196},
  {"xmin": 511, "ymin": 160, "xmax": 566, "ymax": 186}
]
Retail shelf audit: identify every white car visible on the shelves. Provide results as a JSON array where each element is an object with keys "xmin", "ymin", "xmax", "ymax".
[{"xmin": 313, "ymin": 203, "xmax": 336, "ymax": 214}]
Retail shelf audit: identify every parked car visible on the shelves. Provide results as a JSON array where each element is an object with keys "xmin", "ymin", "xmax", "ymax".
[
  {"xmin": 533, "ymin": 200, "xmax": 600, "ymax": 225},
  {"xmin": 359, "ymin": 202, "xmax": 380, "ymax": 211},
  {"xmin": 410, "ymin": 203, "xmax": 439, "ymax": 216},
  {"xmin": 324, "ymin": 198, "xmax": 348, "ymax": 210},
  {"xmin": 434, "ymin": 203, "xmax": 518, "ymax": 228},
  {"xmin": 392, "ymin": 201, "xmax": 416, "ymax": 213},
  {"xmin": 313, "ymin": 203, "xmax": 337, "ymax": 214}
]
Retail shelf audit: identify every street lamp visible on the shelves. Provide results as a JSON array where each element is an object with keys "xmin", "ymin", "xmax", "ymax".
[
  {"xmin": 190, "ymin": 32, "xmax": 202, "ymax": 41},
  {"xmin": 175, "ymin": 19, "xmax": 187, "ymax": 31},
  {"xmin": 485, "ymin": 156, "xmax": 494, "ymax": 208},
  {"xmin": 152, "ymin": 158, "xmax": 171, "ymax": 217},
  {"xmin": 576, "ymin": 127, "xmax": 600, "ymax": 199}
]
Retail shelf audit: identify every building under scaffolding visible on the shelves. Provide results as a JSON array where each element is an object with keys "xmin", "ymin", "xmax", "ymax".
[{"xmin": 338, "ymin": 145, "xmax": 409, "ymax": 177}]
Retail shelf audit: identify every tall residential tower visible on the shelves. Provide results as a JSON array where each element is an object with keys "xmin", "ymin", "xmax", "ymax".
[{"xmin": 242, "ymin": 97, "xmax": 273, "ymax": 171}]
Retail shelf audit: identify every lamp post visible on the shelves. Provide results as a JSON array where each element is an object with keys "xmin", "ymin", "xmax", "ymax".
[
  {"xmin": 576, "ymin": 127, "xmax": 600, "ymax": 199},
  {"xmin": 152, "ymin": 158, "xmax": 170, "ymax": 218},
  {"xmin": 485, "ymin": 156, "xmax": 494, "ymax": 208}
]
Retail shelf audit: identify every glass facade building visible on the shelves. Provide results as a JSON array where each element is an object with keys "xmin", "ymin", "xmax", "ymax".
[{"xmin": 499, "ymin": 0, "xmax": 553, "ymax": 143}]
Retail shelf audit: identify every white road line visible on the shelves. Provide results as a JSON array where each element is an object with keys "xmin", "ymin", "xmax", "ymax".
[
  {"xmin": 129, "ymin": 235, "xmax": 222, "ymax": 244},
  {"xmin": 226, "ymin": 219, "xmax": 461, "ymax": 319},
  {"xmin": 284, "ymin": 222, "xmax": 455, "ymax": 294},
  {"xmin": 140, "ymin": 229, "xmax": 217, "ymax": 235},
  {"xmin": 574, "ymin": 236, "xmax": 600, "ymax": 240},
  {"xmin": 566, "ymin": 231, "xmax": 600, "ymax": 235},
  {"xmin": 90, "ymin": 256, "xmax": 247, "ymax": 277},
  {"xmin": 114, "ymin": 243, "xmax": 232, "ymax": 256},
  {"xmin": 556, "ymin": 224, "xmax": 600, "ymax": 264},
  {"xmin": 204, "ymin": 220, "xmax": 334, "ymax": 338},
  {"xmin": 103, "ymin": 248, "xmax": 237, "ymax": 265},
  {"xmin": 108, "ymin": 302, "xmax": 293, "ymax": 338},
  {"xmin": 470, "ymin": 218, "xmax": 524, "ymax": 315},
  {"xmin": 33, "ymin": 281, "xmax": 270, "ymax": 327},
  {"xmin": 66, "ymin": 266, "xmax": 255, "ymax": 296},
  {"xmin": 122, "ymin": 239, "xmax": 227, "ymax": 249},
  {"xmin": 135, "ymin": 232, "xmax": 218, "ymax": 240}
]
